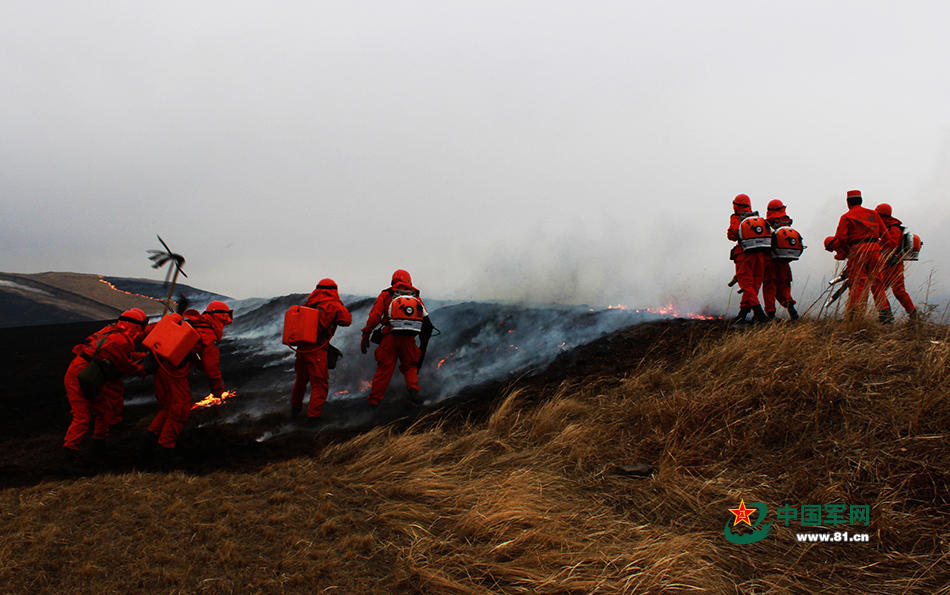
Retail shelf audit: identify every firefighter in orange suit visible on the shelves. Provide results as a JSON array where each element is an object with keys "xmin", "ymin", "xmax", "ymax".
[
  {"xmin": 833, "ymin": 190, "xmax": 891, "ymax": 321},
  {"xmin": 145, "ymin": 301, "xmax": 232, "ymax": 459},
  {"xmin": 762, "ymin": 199, "xmax": 800, "ymax": 320},
  {"xmin": 727, "ymin": 194, "xmax": 770, "ymax": 323},
  {"xmin": 63, "ymin": 308, "xmax": 148, "ymax": 460},
  {"xmin": 875, "ymin": 203, "xmax": 918, "ymax": 319},
  {"xmin": 360, "ymin": 269, "xmax": 430, "ymax": 406},
  {"xmin": 291, "ymin": 279, "xmax": 352, "ymax": 420}
]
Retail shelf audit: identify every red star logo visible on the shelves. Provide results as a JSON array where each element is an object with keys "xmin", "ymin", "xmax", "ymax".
[{"xmin": 729, "ymin": 499, "xmax": 755, "ymax": 527}]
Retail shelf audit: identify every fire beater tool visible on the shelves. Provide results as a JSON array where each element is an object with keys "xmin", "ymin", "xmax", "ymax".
[{"xmin": 147, "ymin": 235, "xmax": 187, "ymax": 315}]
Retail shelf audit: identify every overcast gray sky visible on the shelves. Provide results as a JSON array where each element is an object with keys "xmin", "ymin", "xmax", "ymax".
[{"xmin": 2, "ymin": 1, "xmax": 948, "ymax": 312}]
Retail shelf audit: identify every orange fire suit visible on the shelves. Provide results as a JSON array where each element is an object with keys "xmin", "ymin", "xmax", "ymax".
[
  {"xmin": 63, "ymin": 323, "xmax": 145, "ymax": 451},
  {"xmin": 147, "ymin": 310, "xmax": 228, "ymax": 449},
  {"xmin": 728, "ymin": 211, "xmax": 768, "ymax": 308},
  {"xmin": 361, "ymin": 270, "xmax": 427, "ymax": 405},
  {"xmin": 763, "ymin": 214, "xmax": 796, "ymax": 316},
  {"xmin": 833, "ymin": 205, "xmax": 890, "ymax": 313},
  {"xmin": 291, "ymin": 280, "xmax": 352, "ymax": 418},
  {"xmin": 878, "ymin": 214, "xmax": 916, "ymax": 314}
]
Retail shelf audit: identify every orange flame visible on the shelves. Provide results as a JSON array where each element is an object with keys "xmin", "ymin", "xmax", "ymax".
[
  {"xmin": 437, "ymin": 351, "xmax": 457, "ymax": 370},
  {"xmin": 97, "ymin": 276, "xmax": 167, "ymax": 306},
  {"xmin": 191, "ymin": 390, "xmax": 236, "ymax": 410},
  {"xmin": 640, "ymin": 302, "xmax": 721, "ymax": 320}
]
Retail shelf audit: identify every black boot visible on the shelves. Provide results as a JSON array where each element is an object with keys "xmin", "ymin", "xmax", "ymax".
[
  {"xmin": 58, "ymin": 447, "xmax": 81, "ymax": 474},
  {"xmin": 752, "ymin": 306, "xmax": 769, "ymax": 324},
  {"xmin": 879, "ymin": 309, "xmax": 894, "ymax": 325},
  {"xmin": 91, "ymin": 438, "xmax": 107, "ymax": 460},
  {"xmin": 407, "ymin": 388, "xmax": 423, "ymax": 407},
  {"xmin": 908, "ymin": 309, "xmax": 920, "ymax": 322},
  {"xmin": 137, "ymin": 432, "xmax": 158, "ymax": 468},
  {"xmin": 290, "ymin": 405, "xmax": 302, "ymax": 420},
  {"xmin": 154, "ymin": 446, "xmax": 178, "ymax": 471},
  {"xmin": 766, "ymin": 311, "xmax": 776, "ymax": 321},
  {"xmin": 733, "ymin": 307, "xmax": 751, "ymax": 323},
  {"xmin": 787, "ymin": 304, "xmax": 799, "ymax": 320}
]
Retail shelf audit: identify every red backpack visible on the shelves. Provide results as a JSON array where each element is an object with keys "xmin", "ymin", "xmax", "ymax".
[
  {"xmin": 388, "ymin": 292, "xmax": 426, "ymax": 335},
  {"xmin": 738, "ymin": 216, "xmax": 772, "ymax": 252},
  {"xmin": 771, "ymin": 226, "xmax": 804, "ymax": 260}
]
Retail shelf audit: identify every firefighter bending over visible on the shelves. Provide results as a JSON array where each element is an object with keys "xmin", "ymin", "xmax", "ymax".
[
  {"xmin": 141, "ymin": 301, "xmax": 232, "ymax": 466},
  {"xmin": 62, "ymin": 308, "xmax": 148, "ymax": 465}
]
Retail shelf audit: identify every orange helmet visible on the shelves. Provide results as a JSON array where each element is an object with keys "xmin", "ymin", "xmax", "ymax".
[
  {"xmin": 767, "ymin": 199, "xmax": 785, "ymax": 211},
  {"xmin": 117, "ymin": 307, "xmax": 148, "ymax": 335},
  {"xmin": 875, "ymin": 203, "xmax": 892, "ymax": 217},
  {"xmin": 205, "ymin": 300, "xmax": 233, "ymax": 324},
  {"xmin": 732, "ymin": 194, "xmax": 751, "ymax": 212},
  {"xmin": 391, "ymin": 269, "xmax": 413, "ymax": 287},
  {"xmin": 118, "ymin": 307, "xmax": 148, "ymax": 327}
]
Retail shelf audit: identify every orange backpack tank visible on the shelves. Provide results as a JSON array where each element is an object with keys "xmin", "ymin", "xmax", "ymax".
[
  {"xmin": 772, "ymin": 226, "xmax": 804, "ymax": 260},
  {"xmin": 388, "ymin": 293, "xmax": 426, "ymax": 335},
  {"xmin": 738, "ymin": 216, "xmax": 772, "ymax": 252},
  {"xmin": 282, "ymin": 305, "xmax": 322, "ymax": 346},
  {"xmin": 143, "ymin": 313, "xmax": 200, "ymax": 366},
  {"xmin": 901, "ymin": 230, "xmax": 922, "ymax": 261}
]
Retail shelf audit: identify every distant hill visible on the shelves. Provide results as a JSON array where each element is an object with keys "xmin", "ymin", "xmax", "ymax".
[{"xmin": 0, "ymin": 272, "xmax": 228, "ymax": 328}]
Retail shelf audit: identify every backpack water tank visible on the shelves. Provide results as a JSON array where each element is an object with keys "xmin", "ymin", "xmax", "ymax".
[{"xmin": 143, "ymin": 313, "xmax": 200, "ymax": 366}]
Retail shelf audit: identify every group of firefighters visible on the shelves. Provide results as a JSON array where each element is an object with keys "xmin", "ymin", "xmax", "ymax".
[
  {"xmin": 288, "ymin": 268, "xmax": 431, "ymax": 422},
  {"xmin": 61, "ymin": 269, "xmax": 430, "ymax": 468},
  {"xmin": 728, "ymin": 189, "xmax": 920, "ymax": 324},
  {"xmin": 61, "ymin": 192, "xmax": 923, "ymax": 467}
]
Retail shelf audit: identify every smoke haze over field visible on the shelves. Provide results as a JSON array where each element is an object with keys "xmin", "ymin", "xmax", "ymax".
[{"xmin": 2, "ymin": 1, "xmax": 949, "ymax": 310}]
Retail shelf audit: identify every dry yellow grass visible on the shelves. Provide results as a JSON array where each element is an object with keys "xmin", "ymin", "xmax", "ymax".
[{"xmin": 1, "ymin": 320, "xmax": 948, "ymax": 593}]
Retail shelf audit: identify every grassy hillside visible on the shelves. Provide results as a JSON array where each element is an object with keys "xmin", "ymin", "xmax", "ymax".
[{"xmin": 1, "ymin": 320, "xmax": 947, "ymax": 593}]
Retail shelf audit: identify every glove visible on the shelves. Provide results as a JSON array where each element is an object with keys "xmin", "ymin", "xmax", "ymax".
[
  {"xmin": 141, "ymin": 352, "xmax": 158, "ymax": 375},
  {"xmin": 360, "ymin": 334, "xmax": 370, "ymax": 354}
]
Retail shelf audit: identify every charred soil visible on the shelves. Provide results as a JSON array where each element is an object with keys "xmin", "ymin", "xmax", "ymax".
[{"xmin": 0, "ymin": 318, "xmax": 723, "ymax": 487}]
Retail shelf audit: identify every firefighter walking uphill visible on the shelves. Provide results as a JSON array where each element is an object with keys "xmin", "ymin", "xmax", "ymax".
[
  {"xmin": 728, "ymin": 194, "xmax": 771, "ymax": 323},
  {"xmin": 763, "ymin": 199, "xmax": 804, "ymax": 320},
  {"xmin": 875, "ymin": 203, "xmax": 920, "ymax": 320},
  {"xmin": 289, "ymin": 279, "xmax": 352, "ymax": 421},
  {"xmin": 360, "ymin": 269, "xmax": 433, "ymax": 407}
]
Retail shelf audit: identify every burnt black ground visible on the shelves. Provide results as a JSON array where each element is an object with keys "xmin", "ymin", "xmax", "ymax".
[{"xmin": 0, "ymin": 318, "xmax": 728, "ymax": 488}]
